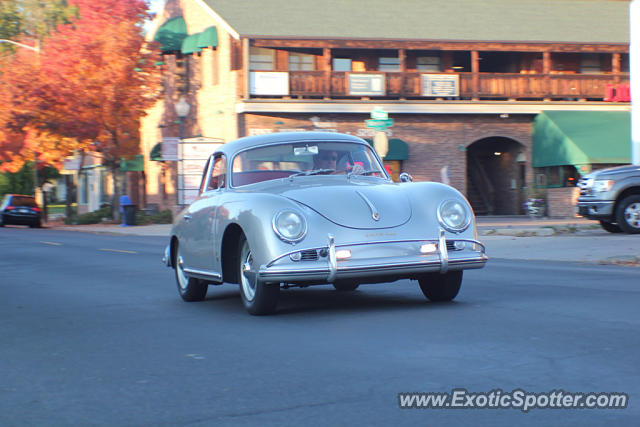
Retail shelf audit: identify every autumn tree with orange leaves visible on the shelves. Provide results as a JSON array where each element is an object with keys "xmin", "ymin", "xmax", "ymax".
[{"xmin": 0, "ymin": 0, "xmax": 161, "ymax": 218}]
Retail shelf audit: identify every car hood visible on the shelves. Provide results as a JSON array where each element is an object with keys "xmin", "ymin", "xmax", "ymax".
[
  {"xmin": 594, "ymin": 164, "xmax": 639, "ymax": 178},
  {"xmin": 280, "ymin": 180, "xmax": 411, "ymax": 229}
]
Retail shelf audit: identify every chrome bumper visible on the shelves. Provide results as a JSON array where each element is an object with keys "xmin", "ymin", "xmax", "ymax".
[{"xmin": 258, "ymin": 231, "xmax": 488, "ymax": 284}]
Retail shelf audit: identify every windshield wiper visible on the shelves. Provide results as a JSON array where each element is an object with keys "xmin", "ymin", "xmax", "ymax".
[
  {"xmin": 288, "ymin": 169, "xmax": 335, "ymax": 179},
  {"xmin": 348, "ymin": 169, "xmax": 382, "ymax": 178}
]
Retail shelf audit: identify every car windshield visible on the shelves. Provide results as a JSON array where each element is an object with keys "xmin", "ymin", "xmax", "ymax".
[
  {"xmin": 10, "ymin": 196, "xmax": 37, "ymax": 207},
  {"xmin": 231, "ymin": 141, "xmax": 386, "ymax": 187}
]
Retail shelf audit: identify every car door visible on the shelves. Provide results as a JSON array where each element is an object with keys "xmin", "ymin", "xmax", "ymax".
[{"xmin": 181, "ymin": 153, "xmax": 227, "ymax": 276}]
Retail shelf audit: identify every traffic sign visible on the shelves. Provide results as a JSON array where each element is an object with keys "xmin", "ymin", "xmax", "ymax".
[
  {"xmin": 370, "ymin": 107, "xmax": 388, "ymax": 120},
  {"xmin": 365, "ymin": 118, "xmax": 394, "ymax": 129}
]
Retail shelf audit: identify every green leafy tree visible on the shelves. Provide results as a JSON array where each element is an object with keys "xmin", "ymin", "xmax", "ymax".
[{"xmin": 0, "ymin": 0, "xmax": 77, "ymax": 54}]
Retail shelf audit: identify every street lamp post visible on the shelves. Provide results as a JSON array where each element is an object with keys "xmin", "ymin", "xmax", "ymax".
[{"xmin": 174, "ymin": 96, "xmax": 190, "ymax": 207}]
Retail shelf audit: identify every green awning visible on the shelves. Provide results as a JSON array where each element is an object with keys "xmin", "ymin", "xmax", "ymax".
[
  {"xmin": 364, "ymin": 138, "xmax": 409, "ymax": 160},
  {"xmin": 153, "ymin": 16, "xmax": 187, "ymax": 52},
  {"xmin": 120, "ymin": 155, "xmax": 144, "ymax": 172},
  {"xmin": 197, "ymin": 26, "xmax": 218, "ymax": 48},
  {"xmin": 181, "ymin": 33, "xmax": 201, "ymax": 54},
  {"xmin": 150, "ymin": 143, "xmax": 163, "ymax": 161},
  {"xmin": 532, "ymin": 111, "xmax": 631, "ymax": 169}
]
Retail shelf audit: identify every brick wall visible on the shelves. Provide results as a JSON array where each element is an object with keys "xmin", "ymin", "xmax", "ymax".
[
  {"xmin": 546, "ymin": 187, "xmax": 580, "ymax": 218},
  {"xmin": 243, "ymin": 113, "xmax": 532, "ymax": 198}
]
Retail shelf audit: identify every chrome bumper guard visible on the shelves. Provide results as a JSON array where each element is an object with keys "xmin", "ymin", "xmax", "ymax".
[{"xmin": 258, "ymin": 229, "xmax": 487, "ymax": 284}]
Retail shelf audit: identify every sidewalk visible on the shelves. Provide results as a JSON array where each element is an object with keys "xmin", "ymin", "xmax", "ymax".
[{"xmin": 47, "ymin": 221, "xmax": 171, "ymax": 236}]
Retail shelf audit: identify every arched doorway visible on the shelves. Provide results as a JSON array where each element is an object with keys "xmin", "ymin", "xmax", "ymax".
[{"xmin": 466, "ymin": 137, "xmax": 526, "ymax": 215}]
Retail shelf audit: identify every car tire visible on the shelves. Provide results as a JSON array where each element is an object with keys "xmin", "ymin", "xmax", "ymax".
[
  {"xmin": 615, "ymin": 195, "xmax": 640, "ymax": 234},
  {"xmin": 174, "ymin": 242, "xmax": 208, "ymax": 302},
  {"xmin": 30, "ymin": 220, "xmax": 42, "ymax": 228},
  {"xmin": 238, "ymin": 234, "xmax": 279, "ymax": 315},
  {"xmin": 332, "ymin": 282, "xmax": 360, "ymax": 291},
  {"xmin": 418, "ymin": 271, "xmax": 463, "ymax": 302},
  {"xmin": 599, "ymin": 220, "xmax": 622, "ymax": 233},
  {"xmin": 0, "ymin": 215, "xmax": 4, "ymax": 227}
]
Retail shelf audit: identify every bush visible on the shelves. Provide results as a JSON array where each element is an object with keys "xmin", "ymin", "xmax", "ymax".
[
  {"xmin": 65, "ymin": 206, "xmax": 112, "ymax": 225},
  {"xmin": 135, "ymin": 209, "xmax": 173, "ymax": 225}
]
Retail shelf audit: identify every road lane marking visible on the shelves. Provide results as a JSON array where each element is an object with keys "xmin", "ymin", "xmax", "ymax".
[
  {"xmin": 99, "ymin": 248, "xmax": 137, "ymax": 254},
  {"xmin": 40, "ymin": 241, "xmax": 62, "ymax": 246}
]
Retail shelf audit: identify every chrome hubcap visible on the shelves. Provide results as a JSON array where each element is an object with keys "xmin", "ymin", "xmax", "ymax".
[
  {"xmin": 176, "ymin": 255, "xmax": 189, "ymax": 290},
  {"xmin": 240, "ymin": 249, "xmax": 256, "ymax": 301},
  {"xmin": 624, "ymin": 203, "xmax": 640, "ymax": 229}
]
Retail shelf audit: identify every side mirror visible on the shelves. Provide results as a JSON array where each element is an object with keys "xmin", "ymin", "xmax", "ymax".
[{"xmin": 399, "ymin": 172, "xmax": 413, "ymax": 183}]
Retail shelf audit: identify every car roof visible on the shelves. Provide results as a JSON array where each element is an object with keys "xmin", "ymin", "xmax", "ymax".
[{"xmin": 215, "ymin": 132, "xmax": 369, "ymax": 157}]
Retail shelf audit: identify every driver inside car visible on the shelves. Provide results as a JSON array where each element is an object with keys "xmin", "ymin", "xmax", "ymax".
[{"xmin": 313, "ymin": 149, "xmax": 365, "ymax": 174}]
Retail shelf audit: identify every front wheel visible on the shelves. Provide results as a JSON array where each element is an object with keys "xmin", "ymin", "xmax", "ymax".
[
  {"xmin": 174, "ymin": 242, "xmax": 208, "ymax": 301},
  {"xmin": 599, "ymin": 220, "xmax": 622, "ymax": 233},
  {"xmin": 418, "ymin": 271, "xmax": 463, "ymax": 302},
  {"xmin": 615, "ymin": 195, "xmax": 640, "ymax": 234},
  {"xmin": 238, "ymin": 235, "xmax": 279, "ymax": 315}
]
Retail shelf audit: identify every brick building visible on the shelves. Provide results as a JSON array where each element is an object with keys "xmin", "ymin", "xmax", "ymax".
[{"xmin": 140, "ymin": 0, "xmax": 631, "ymax": 216}]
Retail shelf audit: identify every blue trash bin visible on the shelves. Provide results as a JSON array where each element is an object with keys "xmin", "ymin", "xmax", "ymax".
[{"xmin": 119, "ymin": 195, "xmax": 136, "ymax": 226}]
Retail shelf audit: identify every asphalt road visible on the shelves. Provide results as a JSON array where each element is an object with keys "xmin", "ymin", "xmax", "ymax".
[{"xmin": 1, "ymin": 227, "xmax": 639, "ymax": 426}]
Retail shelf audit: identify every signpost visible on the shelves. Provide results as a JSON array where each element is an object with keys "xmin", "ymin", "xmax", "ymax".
[{"xmin": 365, "ymin": 107, "xmax": 393, "ymax": 158}]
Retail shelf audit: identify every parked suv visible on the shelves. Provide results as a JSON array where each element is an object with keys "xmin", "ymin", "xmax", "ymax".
[
  {"xmin": 0, "ymin": 194, "xmax": 42, "ymax": 228},
  {"xmin": 576, "ymin": 165, "xmax": 640, "ymax": 234}
]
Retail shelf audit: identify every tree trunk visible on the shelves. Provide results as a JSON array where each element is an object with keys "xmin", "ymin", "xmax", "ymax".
[
  {"xmin": 111, "ymin": 166, "xmax": 121, "ymax": 222},
  {"xmin": 65, "ymin": 174, "xmax": 73, "ymax": 219}
]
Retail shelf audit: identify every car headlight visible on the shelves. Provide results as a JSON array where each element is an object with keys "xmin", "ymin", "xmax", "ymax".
[
  {"xmin": 592, "ymin": 179, "xmax": 614, "ymax": 193},
  {"xmin": 272, "ymin": 210, "xmax": 307, "ymax": 243},
  {"xmin": 438, "ymin": 200, "xmax": 471, "ymax": 233}
]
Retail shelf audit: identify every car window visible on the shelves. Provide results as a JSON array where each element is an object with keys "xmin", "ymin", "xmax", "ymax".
[
  {"xmin": 207, "ymin": 155, "xmax": 226, "ymax": 191},
  {"xmin": 199, "ymin": 157, "xmax": 212, "ymax": 194},
  {"xmin": 231, "ymin": 141, "xmax": 386, "ymax": 186},
  {"xmin": 10, "ymin": 196, "xmax": 38, "ymax": 207}
]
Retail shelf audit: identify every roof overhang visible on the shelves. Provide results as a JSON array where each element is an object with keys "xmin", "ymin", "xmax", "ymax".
[
  {"xmin": 532, "ymin": 111, "xmax": 631, "ymax": 168},
  {"xmin": 235, "ymin": 101, "xmax": 631, "ymax": 115}
]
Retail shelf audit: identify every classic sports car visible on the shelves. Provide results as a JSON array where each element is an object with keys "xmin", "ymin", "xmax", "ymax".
[{"xmin": 163, "ymin": 132, "xmax": 488, "ymax": 315}]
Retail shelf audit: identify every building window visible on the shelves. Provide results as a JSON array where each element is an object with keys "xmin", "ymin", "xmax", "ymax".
[
  {"xmin": 417, "ymin": 56, "xmax": 441, "ymax": 72},
  {"xmin": 289, "ymin": 52, "xmax": 315, "ymax": 71},
  {"xmin": 580, "ymin": 54, "xmax": 602, "ymax": 74},
  {"xmin": 535, "ymin": 166, "xmax": 580, "ymax": 187},
  {"xmin": 333, "ymin": 58, "xmax": 352, "ymax": 72},
  {"xmin": 378, "ymin": 57, "xmax": 400, "ymax": 71},
  {"xmin": 249, "ymin": 47, "xmax": 275, "ymax": 71}
]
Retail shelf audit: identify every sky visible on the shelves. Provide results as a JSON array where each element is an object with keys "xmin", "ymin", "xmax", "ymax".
[{"xmin": 149, "ymin": 0, "xmax": 165, "ymax": 15}]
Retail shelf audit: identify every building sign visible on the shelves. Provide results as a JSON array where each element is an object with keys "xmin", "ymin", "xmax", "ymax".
[
  {"xmin": 421, "ymin": 74, "xmax": 459, "ymax": 97},
  {"xmin": 61, "ymin": 156, "xmax": 81, "ymax": 174},
  {"xmin": 250, "ymin": 72, "xmax": 289, "ymax": 95},
  {"xmin": 178, "ymin": 137, "xmax": 224, "ymax": 206},
  {"xmin": 161, "ymin": 137, "xmax": 179, "ymax": 161},
  {"xmin": 348, "ymin": 74, "xmax": 385, "ymax": 96}
]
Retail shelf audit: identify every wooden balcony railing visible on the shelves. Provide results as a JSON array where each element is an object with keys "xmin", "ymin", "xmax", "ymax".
[{"xmin": 265, "ymin": 71, "xmax": 630, "ymax": 101}]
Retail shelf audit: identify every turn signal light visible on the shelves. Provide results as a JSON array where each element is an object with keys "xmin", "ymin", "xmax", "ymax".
[
  {"xmin": 335, "ymin": 249, "xmax": 351, "ymax": 260},
  {"xmin": 420, "ymin": 243, "xmax": 437, "ymax": 254}
]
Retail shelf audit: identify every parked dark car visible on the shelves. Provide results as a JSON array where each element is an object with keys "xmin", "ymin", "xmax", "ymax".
[{"xmin": 0, "ymin": 194, "xmax": 42, "ymax": 228}]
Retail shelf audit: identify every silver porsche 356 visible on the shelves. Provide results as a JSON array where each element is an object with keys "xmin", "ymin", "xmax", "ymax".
[{"xmin": 163, "ymin": 132, "xmax": 488, "ymax": 315}]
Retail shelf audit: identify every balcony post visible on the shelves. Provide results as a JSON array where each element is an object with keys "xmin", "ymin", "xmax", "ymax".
[
  {"xmin": 322, "ymin": 48, "xmax": 331, "ymax": 98},
  {"xmin": 612, "ymin": 53, "xmax": 621, "ymax": 84},
  {"xmin": 543, "ymin": 51, "xmax": 551, "ymax": 101},
  {"xmin": 399, "ymin": 48, "xmax": 406, "ymax": 98},
  {"xmin": 471, "ymin": 50, "xmax": 479, "ymax": 100}
]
